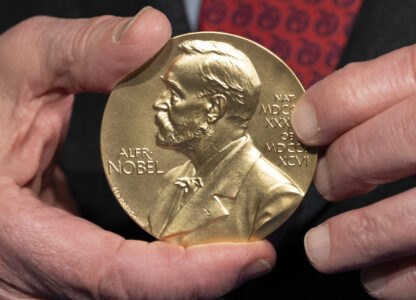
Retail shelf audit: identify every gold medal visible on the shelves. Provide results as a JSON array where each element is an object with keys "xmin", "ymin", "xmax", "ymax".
[{"xmin": 101, "ymin": 32, "xmax": 316, "ymax": 247}]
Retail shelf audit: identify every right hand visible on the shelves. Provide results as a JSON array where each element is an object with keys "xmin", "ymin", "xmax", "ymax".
[{"xmin": 292, "ymin": 42, "xmax": 416, "ymax": 299}]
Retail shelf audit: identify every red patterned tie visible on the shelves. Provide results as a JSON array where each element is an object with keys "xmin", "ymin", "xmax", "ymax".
[{"xmin": 199, "ymin": 0, "xmax": 363, "ymax": 88}]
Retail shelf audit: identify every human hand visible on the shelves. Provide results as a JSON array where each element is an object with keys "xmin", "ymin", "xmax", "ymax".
[
  {"xmin": 0, "ymin": 7, "xmax": 275, "ymax": 299},
  {"xmin": 292, "ymin": 45, "xmax": 416, "ymax": 299}
]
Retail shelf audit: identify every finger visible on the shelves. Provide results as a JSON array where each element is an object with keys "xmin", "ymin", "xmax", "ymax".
[
  {"xmin": 361, "ymin": 256, "xmax": 416, "ymax": 300},
  {"xmin": 291, "ymin": 44, "xmax": 416, "ymax": 145},
  {"xmin": 0, "ymin": 182, "xmax": 275, "ymax": 299},
  {"xmin": 313, "ymin": 94, "xmax": 416, "ymax": 201},
  {"xmin": 304, "ymin": 187, "xmax": 416, "ymax": 274},
  {"xmin": 0, "ymin": 6, "xmax": 171, "ymax": 96}
]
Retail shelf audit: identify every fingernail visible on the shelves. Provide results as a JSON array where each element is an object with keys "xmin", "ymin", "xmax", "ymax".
[
  {"xmin": 304, "ymin": 223, "xmax": 330, "ymax": 265},
  {"xmin": 292, "ymin": 96, "xmax": 319, "ymax": 142},
  {"xmin": 361, "ymin": 268, "xmax": 387, "ymax": 294},
  {"xmin": 112, "ymin": 6, "xmax": 153, "ymax": 43},
  {"xmin": 238, "ymin": 259, "xmax": 272, "ymax": 284},
  {"xmin": 314, "ymin": 156, "xmax": 333, "ymax": 200}
]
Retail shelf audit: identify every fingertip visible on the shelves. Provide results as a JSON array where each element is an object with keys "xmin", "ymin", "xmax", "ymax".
[
  {"xmin": 292, "ymin": 95, "xmax": 320, "ymax": 144},
  {"xmin": 360, "ymin": 257, "xmax": 416, "ymax": 300},
  {"xmin": 314, "ymin": 156, "xmax": 335, "ymax": 201},
  {"xmin": 102, "ymin": 7, "xmax": 172, "ymax": 90},
  {"xmin": 244, "ymin": 239, "xmax": 277, "ymax": 268},
  {"xmin": 361, "ymin": 267, "xmax": 386, "ymax": 297},
  {"xmin": 117, "ymin": 7, "xmax": 171, "ymax": 51},
  {"xmin": 112, "ymin": 7, "xmax": 154, "ymax": 43},
  {"xmin": 119, "ymin": 7, "xmax": 172, "ymax": 48},
  {"xmin": 52, "ymin": 8, "xmax": 172, "ymax": 94},
  {"xmin": 237, "ymin": 240, "xmax": 276, "ymax": 284},
  {"xmin": 188, "ymin": 240, "xmax": 276, "ymax": 267},
  {"xmin": 304, "ymin": 224, "xmax": 331, "ymax": 272},
  {"xmin": 238, "ymin": 258, "xmax": 272, "ymax": 285},
  {"xmin": 187, "ymin": 240, "xmax": 276, "ymax": 288}
]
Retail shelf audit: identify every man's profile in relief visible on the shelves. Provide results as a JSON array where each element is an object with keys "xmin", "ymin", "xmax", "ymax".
[{"xmin": 147, "ymin": 40, "xmax": 303, "ymax": 246}]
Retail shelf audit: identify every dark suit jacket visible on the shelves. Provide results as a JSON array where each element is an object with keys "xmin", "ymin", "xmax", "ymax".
[{"xmin": 147, "ymin": 136, "xmax": 303, "ymax": 246}]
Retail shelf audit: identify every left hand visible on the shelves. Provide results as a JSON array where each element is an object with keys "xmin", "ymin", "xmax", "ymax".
[
  {"xmin": 0, "ymin": 10, "xmax": 275, "ymax": 299},
  {"xmin": 292, "ymin": 45, "xmax": 416, "ymax": 299}
]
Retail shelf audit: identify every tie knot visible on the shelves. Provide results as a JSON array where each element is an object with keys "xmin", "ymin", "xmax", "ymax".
[{"xmin": 174, "ymin": 177, "xmax": 204, "ymax": 193}]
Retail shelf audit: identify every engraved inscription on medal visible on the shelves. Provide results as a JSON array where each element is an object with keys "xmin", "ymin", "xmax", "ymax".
[
  {"xmin": 262, "ymin": 93, "xmax": 295, "ymax": 129},
  {"xmin": 261, "ymin": 93, "xmax": 311, "ymax": 168},
  {"xmin": 108, "ymin": 147, "xmax": 165, "ymax": 175},
  {"xmin": 112, "ymin": 186, "xmax": 140, "ymax": 224}
]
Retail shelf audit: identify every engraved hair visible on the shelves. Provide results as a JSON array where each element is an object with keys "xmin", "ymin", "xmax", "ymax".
[{"xmin": 178, "ymin": 40, "xmax": 261, "ymax": 123}]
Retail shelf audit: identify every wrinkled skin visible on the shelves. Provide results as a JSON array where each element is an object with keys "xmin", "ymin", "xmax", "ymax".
[
  {"xmin": 0, "ymin": 8, "xmax": 275, "ymax": 300},
  {"xmin": 293, "ymin": 44, "xmax": 416, "ymax": 299}
]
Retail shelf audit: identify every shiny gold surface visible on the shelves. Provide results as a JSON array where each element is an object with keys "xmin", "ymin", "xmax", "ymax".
[{"xmin": 101, "ymin": 32, "xmax": 317, "ymax": 247}]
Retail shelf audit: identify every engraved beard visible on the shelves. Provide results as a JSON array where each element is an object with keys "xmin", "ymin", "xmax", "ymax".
[{"xmin": 155, "ymin": 111, "xmax": 212, "ymax": 153}]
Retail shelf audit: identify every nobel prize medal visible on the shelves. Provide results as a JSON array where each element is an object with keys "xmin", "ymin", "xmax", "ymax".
[{"xmin": 101, "ymin": 32, "xmax": 317, "ymax": 247}]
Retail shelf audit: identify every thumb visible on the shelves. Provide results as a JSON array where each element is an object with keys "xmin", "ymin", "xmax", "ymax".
[
  {"xmin": 107, "ymin": 240, "xmax": 276, "ymax": 299},
  {"xmin": 0, "ymin": 6, "xmax": 172, "ymax": 95}
]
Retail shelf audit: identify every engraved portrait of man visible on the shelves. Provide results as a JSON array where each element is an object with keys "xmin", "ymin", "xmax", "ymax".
[{"xmin": 147, "ymin": 40, "xmax": 303, "ymax": 246}]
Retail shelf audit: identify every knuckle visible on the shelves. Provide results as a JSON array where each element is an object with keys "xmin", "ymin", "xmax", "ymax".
[
  {"xmin": 333, "ymin": 132, "xmax": 362, "ymax": 180},
  {"xmin": 68, "ymin": 16, "xmax": 113, "ymax": 66},
  {"xmin": 55, "ymin": 16, "xmax": 114, "ymax": 91},
  {"xmin": 153, "ymin": 243, "xmax": 204, "ymax": 299},
  {"xmin": 401, "ymin": 98, "xmax": 416, "ymax": 165},
  {"xmin": 344, "ymin": 211, "xmax": 383, "ymax": 259},
  {"xmin": 66, "ymin": 22, "xmax": 91, "ymax": 71},
  {"xmin": 3, "ymin": 16, "xmax": 55, "ymax": 48},
  {"xmin": 341, "ymin": 61, "xmax": 362, "ymax": 74},
  {"xmin": 95, "ymin": 241, "xmax": 208, "ymax": 300},
  {"xmin": 406, "ymin": 268, "xmax": 416, "ymax": 291},
  {"xmin": 14, "ymin": 15, "xmax": 54, "ymax": 32},
  {"xmin": 331, "ymin": 131, "xmax": 378, "ymax": 195},
  {"xmin": 0, "ymin": 16, "xmax": 54, "ymax": 56},
  {"xmin": 333, "ymin": 62, "xmax": 363, "ymax": 117},
  {"xmin": 397, "ymin": 265, "xmax": 416, "ymax": 297},
  {"xmin": 407, "ymin": 45, "xmax": 416, "ymax": 94},
  {"xmin": 95, "ymin": 241, "xmax": 129, "ymax": 300},
  {"xmin": 398, "ymin": 193, "xmax": 416, "ymax": 239},
  {"xmin": 381, "ymin": 96, "xmax": 416, "ymax": 174},
  {"xmin": 406, "ymin": 268, "xmax": 416, "ymax": 287}
]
